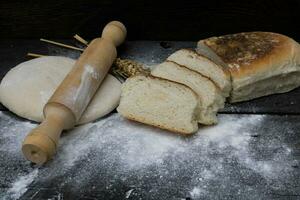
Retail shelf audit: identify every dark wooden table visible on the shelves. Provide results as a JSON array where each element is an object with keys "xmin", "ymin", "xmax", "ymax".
[{"xmin": 0, "ymin": 40, "xmax": 299, "ymax": 200}]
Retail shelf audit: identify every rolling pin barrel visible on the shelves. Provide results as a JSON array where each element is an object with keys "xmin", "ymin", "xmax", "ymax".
[{"xmin": 22, "ymin": 21, "xmax": 126, "ymax": 164}]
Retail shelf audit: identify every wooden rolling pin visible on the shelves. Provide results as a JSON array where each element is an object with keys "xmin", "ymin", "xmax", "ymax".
[{"xmin": 22, "ymin": 21, "xmax": 127, "ymax": 164}]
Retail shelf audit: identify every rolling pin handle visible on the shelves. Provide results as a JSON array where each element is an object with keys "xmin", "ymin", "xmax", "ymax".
[
  {"xmin": 22, "ymin": 125, "xmax": 56, "ymax": 164},
  {"xmin": 22, "ymin": 118, "xmax": 61, "ymax": 164},
  {"xmin": 22, "ymin": 104, "xmax": 75, "ymax": 164},
  {"xmin": 101, "ymin": 21, "xmax": 127, "ymax": 46}
]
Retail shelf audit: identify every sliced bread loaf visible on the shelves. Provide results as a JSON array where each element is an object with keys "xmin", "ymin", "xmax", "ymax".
[
  {"xmin": 151, "ymin": 61, "xmax": 225, "ymax": 125},
  {"xmin": 167, "ymin": 49, "xmax": 231, "ymax": 97},
  {"xmin": 117, "ymin": 75, "xmax": 199, "ymax": 134}
]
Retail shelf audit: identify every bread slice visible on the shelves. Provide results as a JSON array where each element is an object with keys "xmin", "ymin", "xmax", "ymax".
[
  {"xmin": 117, "ymin": 75, "xmax": 199, "ymax": 134},
  {"xmin": 197, "ymin": 32, "xmax": 300, "ymax": 102},
  {"xmin": 167, "ymin": 49, "xmax": 231, "ymax": 97},
  {"xmin": 151, "ymin": 61, "xmax": 225, "ymax": 125}
]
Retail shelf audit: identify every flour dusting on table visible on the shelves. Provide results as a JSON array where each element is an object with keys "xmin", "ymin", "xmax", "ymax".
[
  {"xmin": 0, "ymin": 111, "xmax": 298, "ymax": 199},
  {"xmin": 5, "ymin": 169, "xmax": 38, "ymax": 200}
]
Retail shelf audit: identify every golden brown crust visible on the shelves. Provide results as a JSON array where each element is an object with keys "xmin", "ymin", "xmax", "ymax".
[
  {"xmin": 142, "ymin": 74, "xmax": 200, "ymax": 99},
  {"xmin": 179, "ymin": 48, "xmax": 231, "ymax": 78},
  {"xmin": 122, "ymin": 112, "xmax": 196, "ymax": 135},
  {"xmin": 129, "ymin": 74, "xmax": 200, "ymax": 99},
  {"xmin": 202, "ymin": 32, "xmax": 296, "ymax": 78},
  {"xmin": 119, "ymin": 75, "xmax": 198, "ymax": 134},
  {"xmin": 164, "ymin": 60, "xmax": 222, "ymax": 91}
]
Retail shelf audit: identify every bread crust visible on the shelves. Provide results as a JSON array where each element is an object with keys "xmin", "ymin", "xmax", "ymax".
[
  {"xmin": 133, "ymin": 74, "xmax": 200, "ymax": 99},
  {"xmin": 200, "ymin": 32, "xmax": 300, "ymax": 79},
  {"xmin": 151, "ymin": 61, "xmax": 226, "ymax": 124},
  {"xmin": 118, "ymin": 75, "xmax": 199, "ymax": 134},
  {"xmin": 229, "ymin": 71, "xmax": 300, "ymax": 102},
  {"xmin": 180, "ymin": 48, "xmax": 231, "ymax": 78},
  {"xmin": 126, "ymin": 75, "xmax": 199, "ymax": 106},
  {"xmin": 164, "ymin": 60, "xmax": 222, "ymax": 91},
  {"xmin": 122, "ymin": 112, "xmax": 197, "ymax": 134}
]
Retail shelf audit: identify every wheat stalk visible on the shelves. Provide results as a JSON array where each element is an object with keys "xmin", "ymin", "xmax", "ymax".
[
  {"xmin": 27, "ymin": 53, "xmax": 46, "ymax": 58},
  {"xmin": 30, "ymin": 35, "xmax": 149, "ymax": 80},
  {"xmin": 40, "ymin": 38, "xmax": 84, "ymax": 51},
  {"xmin": 73, "ymin": 34, "xmax": 89, "ymax": 46}
]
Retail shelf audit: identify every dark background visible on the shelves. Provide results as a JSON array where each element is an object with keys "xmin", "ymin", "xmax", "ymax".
[
  {"xmin": 0, "ymin": 1, "xmax": 300, "ymax": 199},
  {"xmin": 0, "ymin": 0, "xmax": 299, "ymax": 41}
]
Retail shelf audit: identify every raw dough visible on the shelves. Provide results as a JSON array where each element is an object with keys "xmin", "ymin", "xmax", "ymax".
[{"xmin": 0, "ymin": 56, "xmax": 121, "ymax": 125}]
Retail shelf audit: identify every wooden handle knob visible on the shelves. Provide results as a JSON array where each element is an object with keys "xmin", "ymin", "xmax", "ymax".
[
  {"xmin": 22, "ymin": 118, "xmax": 61, "ymax": 164},
  {"xmin": 22, "ymin": 104, "xmax": 75, "ymax": 164},
  {"xmin": 101, "ymin": 21, "xmax": 127, "ymax": 46}
]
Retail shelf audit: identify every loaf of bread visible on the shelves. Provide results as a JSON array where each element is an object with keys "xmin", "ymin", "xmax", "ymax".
[
  {"xmin": 117, "ymin": 75, "xmax": 199, "ymax": 134},
  {"xmin": 197, "ymin": 32, "xmax": 300, "ymax": 102},
  {"xmin": 167, "ymin": 49, "xmax": 231, "ymax": 97},
  {"xmin": 118, "ymin": 32, "xmax": 300, "ymax": 134},
  {"xmin": 151, "ymin": 61, "xmax": 225, "ymax": 125}
]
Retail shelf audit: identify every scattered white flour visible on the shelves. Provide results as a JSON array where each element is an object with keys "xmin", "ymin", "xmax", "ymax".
[
  {"xmin": 199, "ymin": 115, "xmax": 270, "ymax": 175},
  {"xmin": 55, "ymin": 64, "xmax": 97, "ymax": 121},
  {"xmin": 84, "ymin": 64, "xmax": 101, "ymax": 80},
  {"xmin": 5, "ymin": 169, "xmax": 38, "ymax": 200},
  {"xmin": 125, "ymin": 189, "xmax": 134, "ymax": 198},
  {"xmin": 0, "ymin": 112, "xmax": 36, "ymax": 153},
  {"xmin": 189, "ymin": 187, "xmax": 205, "ymax": 198},
  {"xmin": 57, "ymin": 114, "xmax": 184, "ymax": 169},
  {"xmin": 56, "ymin": 123, "xmax": 96, "ymax": 167},
  {"xmin": 0, "ymin": 111, "xmax": 297, "ymax": 199},
  {"xmin": 72, "ymin": 64, "xmax": 101, "ymax": 119}
]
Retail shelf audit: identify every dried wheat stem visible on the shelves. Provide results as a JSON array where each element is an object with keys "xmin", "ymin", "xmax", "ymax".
[
  {"xmin": 40, "ymin": 38, "xmax": 84, "ymax": 51},
  {"xmin": 27, "ymin": 53, "xmax": 46, "ymax": 58},
  {"xmin": 73, "ymin": 34, "xmax": 89, "ymax": 46}
]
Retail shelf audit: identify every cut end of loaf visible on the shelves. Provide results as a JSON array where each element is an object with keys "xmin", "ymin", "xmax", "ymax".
[
  {"xmin": 167, "ymin": 49, "xmax": 231, "ymax": 97},
  {"xmin": 151, "ymin": 61, "xmax": 225, "ymax": 125},
  {"xmin": 117, "ymin": 75, "xmax": 199, "ymax": 134}
]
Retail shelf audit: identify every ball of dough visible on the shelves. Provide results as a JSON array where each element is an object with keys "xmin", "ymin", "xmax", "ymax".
[{"xmin": 0, "ymin": 56, "xmax": 121, "ymax": 125}]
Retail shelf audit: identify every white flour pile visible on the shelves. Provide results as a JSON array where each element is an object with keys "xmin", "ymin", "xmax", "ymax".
[
  {"xmin": 0, "ymin": 111, "xmax": 296, "ymax": 199},
  {"xmin": 0, "ymin": 112, "xmax": 37, "ymax": 200},
  {"xmin": 58, "ymin": 113, "xmax": 268, "ymax": 172},
  {"xmin": 5, "ymin": 169, "xmax": 38, "ymax": 200}
]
